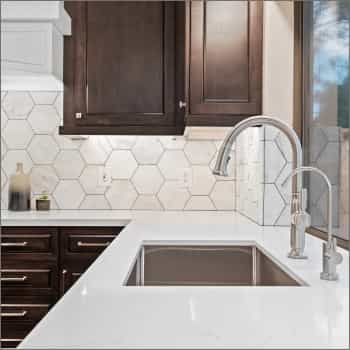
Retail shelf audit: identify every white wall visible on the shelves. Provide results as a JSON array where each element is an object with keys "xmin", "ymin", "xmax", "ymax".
[{"xmin": 263, "ymin": 1, "xmax": 294, "ymax": 126}]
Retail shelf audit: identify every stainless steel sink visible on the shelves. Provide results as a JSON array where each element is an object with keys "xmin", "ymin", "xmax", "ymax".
[{"xmin": 125, "ymin": 245, "xmax": 304, "ymax": 286}]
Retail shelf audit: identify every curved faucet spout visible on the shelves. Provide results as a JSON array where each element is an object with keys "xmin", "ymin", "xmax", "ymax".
[
  {"xmin": 213, "ymin": 115, "xmax": 303, "ymax": 192},
  {"xmin": 282, "ymin": 166, "xmax": 332, "ymax": 243},
  {"xmin": 213, "ymin": 115, "xmax": 306, "ymax": 259}
]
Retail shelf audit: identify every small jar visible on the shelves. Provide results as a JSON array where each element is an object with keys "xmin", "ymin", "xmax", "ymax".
[{"xmin": 8, "ymin": 163, "xmax": 31, "ymax": 211}]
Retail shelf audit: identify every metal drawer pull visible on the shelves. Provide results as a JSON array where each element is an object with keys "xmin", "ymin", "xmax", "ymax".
[
  {"xmin": 1, "ymin": 241, "xmax": 28, "ymax": 247},
  {"xmin": 61, "ymin": 269, "xmax": 67, "ymax": 295},
  {"xmin": 1, "ymin": 311, "xmax": 27, "ymax": 317},
  {"xmin": 77, "ymin": 241, "xmax": 110, "ymax": 247},
  {"xmin": 1, "ymin": 276, "xmax": 27, "ymax": 282}
]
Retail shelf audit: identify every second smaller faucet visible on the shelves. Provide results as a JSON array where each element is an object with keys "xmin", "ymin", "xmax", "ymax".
[{"xmin": 282, "ymin": 166, "xmax": 343, "ymax": 281}]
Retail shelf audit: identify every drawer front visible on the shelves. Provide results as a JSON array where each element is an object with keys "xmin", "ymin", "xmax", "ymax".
[
  {"xmin": 2, "ymin": 234, "xmax": 54, "ymax": 254},
  {"xmin": 1, "ymin": 269, "xmax": 53, "ymax": 289},
  {"xmin": 61, "ymin": 227, "xmax": 123, "ymax": 261},
  {"xmin": 1, "ymin": 303, "xmax": 50, "ymax": 322},
  {"xmin": 1, "ymin": 227, "xmax": 58, "ymax": 256},
  {"xmin": 1, "ymin": 322, "xmax": 33, "ymax": 348}
]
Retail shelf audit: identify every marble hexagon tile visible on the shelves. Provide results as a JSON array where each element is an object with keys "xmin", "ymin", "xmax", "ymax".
[{"xmin": 2, "ymin": 92, "xmax": 34, "ymax": 119}]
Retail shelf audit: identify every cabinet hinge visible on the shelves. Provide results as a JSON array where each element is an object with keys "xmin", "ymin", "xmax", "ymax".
[{"xmin": 75, "ymin": 112, "xmax": 83, "ymax": 119}]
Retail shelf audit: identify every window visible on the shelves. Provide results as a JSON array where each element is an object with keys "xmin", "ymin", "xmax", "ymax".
[{"xmin": 302, "ymin": 1, "xmax": 349, "ymax": 241}]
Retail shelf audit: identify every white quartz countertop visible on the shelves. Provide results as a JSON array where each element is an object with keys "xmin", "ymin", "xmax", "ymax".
[
  {"xmin": 5, "ymin": 211, "xmax": 348, "ymax": 349},
  {"xmin": 1, "ymin": 209, "xmax": 132, "ymax": 227}
]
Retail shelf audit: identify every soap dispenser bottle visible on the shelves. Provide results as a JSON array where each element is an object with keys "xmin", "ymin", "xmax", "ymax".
[{"xmin": 8, "ymin": 162, "xmax": 31, "ymax": 211}]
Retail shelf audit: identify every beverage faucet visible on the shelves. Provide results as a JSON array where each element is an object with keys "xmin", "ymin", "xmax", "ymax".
[
  {"xmin": 213, "ymin": 115, "xmax": 309, "ymax": 259},
  {"xmin": 282, "ymin": 166, "xmax": 343, "ymax": 281}
]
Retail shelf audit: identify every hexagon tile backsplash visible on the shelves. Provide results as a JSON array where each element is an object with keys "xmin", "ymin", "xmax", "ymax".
[
  {"xmin": 1, "ymin": 91, "xmax": 237, "ymax": 213},
  {"xmin": 3, "ymin": 90, "xmax": 326, "ymax": 228}
]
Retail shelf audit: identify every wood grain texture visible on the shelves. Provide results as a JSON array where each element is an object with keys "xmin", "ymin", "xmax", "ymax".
[
  {"xmin": 188, "ymin": 0, "xmax": 263, "ymax": 126},
  {"xmin": 1, "ymin": 226, "xmax": 125, "ymax": 347},
  {"xmin": 62, "ymin": 1, "xmax": 185, "ymax": 135}
]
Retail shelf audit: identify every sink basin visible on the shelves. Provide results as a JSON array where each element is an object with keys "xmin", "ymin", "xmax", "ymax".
[{"xmin": 125, "ymin": 244, "xmax": 304, "ymax": 286}]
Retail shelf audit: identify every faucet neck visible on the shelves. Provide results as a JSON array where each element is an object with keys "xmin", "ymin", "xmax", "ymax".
[{"xmin": 215, "ymin": 115, "xmax": 303, "ymax": 190}]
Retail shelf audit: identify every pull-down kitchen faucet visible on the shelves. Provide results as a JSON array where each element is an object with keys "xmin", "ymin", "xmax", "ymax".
[
  {"xmin": 282, "ymin": 166, "xmax": 343, "ymax": 281},
  {"xmin": 213, "ymin": 115, "xmax": 309, "ymax": 259}
]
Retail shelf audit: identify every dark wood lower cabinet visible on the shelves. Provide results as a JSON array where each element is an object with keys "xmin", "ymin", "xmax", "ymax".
[{"xmin": 1, "ymin": 226, "xmax": 123, "ymax": 348}]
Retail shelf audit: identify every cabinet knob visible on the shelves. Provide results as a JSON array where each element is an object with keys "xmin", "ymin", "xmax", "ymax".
[{"xmin": 179, "ymin": 101, "xmax": 187, "ymax": 109}]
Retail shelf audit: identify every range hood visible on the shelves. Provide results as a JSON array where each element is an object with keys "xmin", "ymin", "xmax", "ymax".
[{"xmin": 1, "ymin": 1, "xmax": 71, "ymax": 91}]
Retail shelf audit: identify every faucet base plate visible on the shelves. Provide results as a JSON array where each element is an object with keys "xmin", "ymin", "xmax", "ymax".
[{"xmin": 288, "ymin": 251, "xmax": 308, "ymax": 259}]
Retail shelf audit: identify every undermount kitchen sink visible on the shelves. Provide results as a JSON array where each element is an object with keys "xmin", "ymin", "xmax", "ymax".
[{"xmin": 125, "ymin": 245, "xmax": 304, "ymax": 286}]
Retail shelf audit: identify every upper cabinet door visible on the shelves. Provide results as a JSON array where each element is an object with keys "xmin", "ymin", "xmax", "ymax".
[
  {"xmin": 61, "ymin": 1, "xmax": 186, "ymax": 135},
  {"xmin": 188, "ymin": 1, "xmax": 263, "ymax": 126}
]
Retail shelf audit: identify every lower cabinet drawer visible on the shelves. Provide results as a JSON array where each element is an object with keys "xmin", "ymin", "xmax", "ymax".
[
  {"xmin": 0, "ymin": 338, "xmax": 22, "ymax": 348},
  {"xmin": 60, "ymin": 227, "xmax": 123, "ymax": 260},
  {"xmin": 1, "ymin": 322, "xmax": 33, "ymax": 348},
  {"xmin": 1, "ymin": 295, "xmax": 54, "ymax": 348},
  {"xmin": 1, "ymin": 269, "xmax": 54, "ymax": 290},
  {"xmin": 1, "ymin": 303, "xmax": 50, "ymax": 322},
  {"xmin": 1, "ymin": 229, "xmax": 57, "ymax": 255},
  {"xmin": 68, "ymin": 234, "xmax": 116, "ymax": 253}
]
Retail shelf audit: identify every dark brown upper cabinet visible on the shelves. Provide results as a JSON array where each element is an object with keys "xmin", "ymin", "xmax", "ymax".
[
  {"xmin": 61, "ymin": 1, "xmax": 186, "ymax": 135},
  {"xmin": 61, "ymin": 1, "xmax": 263, "ymax": 135},
  {"xmin": 187, "ymin": 1, "xmax": 263, "ymax": 126}
]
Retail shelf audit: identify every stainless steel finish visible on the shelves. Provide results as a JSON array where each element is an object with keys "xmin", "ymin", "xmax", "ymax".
[
  {"xmin": 140, "ymin": 246, "xmax": 145, "ymax": 286},
  {"xmin": 0, "ymin": 339, "xmax": 23, "ymax": 343},
  {"xmin": 1, "ymin": 311, "xmax": 27, "ymax": 317},
  {"xmin": 1, "ymin": 303, "xmax": 49, "ymax": 307},
  {"xmin": 126, "ymin": 244, "xmax": 304, "ymax": 286},
  {"xmin": 282, "ymin": 166, "xmax": 343, "ymax": 281},
  {"xmin": 252, "ymin": 246, "xmax": 257, "ymax": 286},
  {"xmin": 179, "ymin": 101, "xmax": 187, "ymax": 109},
  {"xmin": 135, "ymin": 246, "xmax": 145, "ymax": 286},
  {"xmin": 1, "ymin": 241, "xmax": 28, "ymax": 247},
  {"xmin": 212, "ymin": 115, "xmax": 305, "ymax": 259},
  {"xmin": 285, "ymin": 189, "xmax": 310, "ymax": 259},
  {"xmin": 1, "ymin": 276, "xmax": 27, "ymax": 282},
  {"xmin": 77, "ymin": 241, "xmax": 110, "ymax": 247},
  {"xmin": 75, "ymin": 112, "xmax": 82, "ymax": 119},
  {"xmin": 61, "ymin": 269, "xmax": 67, "ymax": 294}
]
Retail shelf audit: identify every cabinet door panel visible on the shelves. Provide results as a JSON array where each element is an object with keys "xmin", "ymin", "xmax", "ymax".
[
  {"xmin": 87, "ymin": 2, "xmax": 164, "ymax": 115},
  {"xmin": 189, "ymin": 0, "xmax": 262, "ymax": 125},
  {"xmin": 60, "ymin": 265, "xmax": 85, "ymax": 296},
  {"xmin": 204, "ymin": 1, "xmax": 249, "ymax": 102},
  {"xmin": 62, "ymin": 1, "xmax": 185, "ymax": 135}
]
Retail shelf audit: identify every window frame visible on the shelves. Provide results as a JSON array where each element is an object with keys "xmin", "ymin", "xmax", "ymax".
[{"xmin": 293, "ymin": 1, "xmax": 349, "ymax": 250}]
